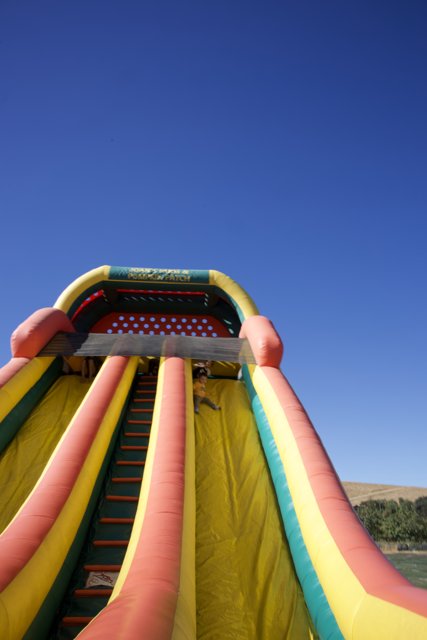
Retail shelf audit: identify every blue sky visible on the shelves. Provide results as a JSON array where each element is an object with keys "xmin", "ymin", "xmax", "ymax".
[{"xmin": 1, "ymin": 1, "xmax": 426, "ymax": 487}]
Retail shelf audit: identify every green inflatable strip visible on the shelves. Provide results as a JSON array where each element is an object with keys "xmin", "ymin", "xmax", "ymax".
[{"xmin": 109, "ymin": 266, "xmax": 210, "ymax": 284}]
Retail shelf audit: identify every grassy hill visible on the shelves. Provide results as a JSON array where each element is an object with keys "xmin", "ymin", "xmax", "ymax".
[{"xmin": 342, "ymin": 481, "xmax": 427, "ymax": 506}]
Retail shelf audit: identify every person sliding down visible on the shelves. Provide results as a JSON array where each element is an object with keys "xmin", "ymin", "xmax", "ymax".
[{"xmin": 193, "ymin": 373, "xmax": 220, "ymax": 414}]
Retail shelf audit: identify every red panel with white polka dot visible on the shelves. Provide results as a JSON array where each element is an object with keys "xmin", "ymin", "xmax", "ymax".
[{"xmin": 91, "ymin": 313, "xmax": 230, "ymax": 337}]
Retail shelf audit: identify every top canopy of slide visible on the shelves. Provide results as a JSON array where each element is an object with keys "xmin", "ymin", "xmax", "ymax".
[{"xmin": 54, "ymin": 266, "xmax": 259, "ymax": 338}]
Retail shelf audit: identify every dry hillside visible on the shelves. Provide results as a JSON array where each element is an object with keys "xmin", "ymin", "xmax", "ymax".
[{"xmin": 342, "ymin": 481, "xmax": 427, "ymax": 506}]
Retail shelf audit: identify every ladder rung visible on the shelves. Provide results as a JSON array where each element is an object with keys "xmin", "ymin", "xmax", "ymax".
[
  {"xmin": 93, "ymin": 540, "xmax": 129, "ymax": 547},
  {"xmin": 84, "ymin": 564, "xmax": 121, "ymax": 571},
  {"xmin": 135, "ymin": 390, "xmax": 155, "ymax": 395},
  {"xmin": 61, "ymin": 616, "xmax": 93, "ymax": 626},
  {"xmin": 127, "ymin": 418, "xmax": 151, "ymax": 424},
  {"xmin": 124, "ymin": 432, "xmax": 150, "ymax": 437},
  {"xmin": 129, "ymin": 409, "xmax": 153, "ymax": 414},
  {"xmin": 120, "ymin": 445, "xmax": 147, "ymax": 451},
  {"xmin": 111, "ymin": 477, "xmax": 141, "ymax": 483},
  {"xmin": 99, "ymin": 517, "xmax": 135, "ymax": 524},
  {"xmin": 116, "ymin": 460, "xmax": 145, "ymax": 466},
  {"xmin": 106, "ymin": 495, "xmax": 138, "ymax": 502},
  {"xmin": 74, "ymin": 588, "xmax": 113, "ymax": 598}
]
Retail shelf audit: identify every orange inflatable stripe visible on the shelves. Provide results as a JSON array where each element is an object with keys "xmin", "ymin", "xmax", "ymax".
[
  {"xmin": 0, "ymin": 356, "xmax": 129, "ymax": 590},
  {"xmin": 78, "ymin": 357, "xmax": 187, "ymax": 639},
  {"xmin": 262, "ymin": 366, "xmax": 427, "ymax": 618},
  {"xmin": 11, "ymin": 307, "xmax": 75, "ymax": 359}
]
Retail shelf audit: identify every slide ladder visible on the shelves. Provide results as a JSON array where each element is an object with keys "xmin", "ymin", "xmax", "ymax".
[{"xmin": 54, "ymin": 374, "xmax": 158, "ymax": 638}]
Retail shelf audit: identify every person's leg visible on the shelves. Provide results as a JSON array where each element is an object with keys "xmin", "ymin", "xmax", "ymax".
[
  {"xmin": 194, "ymin": 395, "xmax": 201, "ymax": 414},
  {"xmin": 88, "ymin": 358, "xmax": 96, "ymax": 378},
  {"xmin": 201, "ymin": 397, "xmax": 220, "ymax": 411}
]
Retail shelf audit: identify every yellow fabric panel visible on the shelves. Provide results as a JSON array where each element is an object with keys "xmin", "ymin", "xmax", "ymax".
[
  {"xmin": 0, "ymin": 375, "xmax": 91, "ymax": 533},
  {"xmin": 209, "ymin": 270, "xmax": 259, "ymax": 318},
  {"xmin": 171, "ymin": 359, "xmax": 196, "ymax": 640},
  {"xmin": 209, "ymin": 361, "xmax": 240, "ymax": 378},
  {"xmin": 252, "ymin": 366, "xmax": 427, "ymax": 639},
  {"xmin": 0, "ymin": 356, "xmax": 54, "ymax": 421},
  {"xmin": 195, "ymin": 378, "xmax": 316, "ymax": 640},
  {"xmin": 0, "ymin": 357, "xmax": 138, "ymax": 639}
]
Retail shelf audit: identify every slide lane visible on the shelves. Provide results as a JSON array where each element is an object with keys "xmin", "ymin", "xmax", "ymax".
[{"xmin": 195, "ymin": 378, "xmax": 316, "ymax": 639}]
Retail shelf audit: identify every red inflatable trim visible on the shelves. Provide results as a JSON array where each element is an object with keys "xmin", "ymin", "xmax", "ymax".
[
  {"xmin": 239, "ymin": 316, "xmax": 283, "ymax": 368},
  {"xmin": 11, "ymin": 308, "xmax": 75, "ymax": 359}
]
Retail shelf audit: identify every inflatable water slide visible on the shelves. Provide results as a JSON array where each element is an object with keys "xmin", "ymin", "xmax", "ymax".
[{"xmin": 0, "ymin": 266, "xmax": 426, "ymax": 640}]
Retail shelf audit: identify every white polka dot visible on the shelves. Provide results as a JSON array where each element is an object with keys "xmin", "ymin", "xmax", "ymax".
[
  {"xmin": 202, "ymin": 319, "xmax": 208, "ymax": 324},
  {"xmin": 119, "ymin": 316, "xmax": 125, "ymax": 321},
  {"xmin": 130, "ymin": 316, "xmax": 135, "ymax": 321},
  {"xmin": 192, "ymin": 319, "xmax": 197, "ymax": 323},
  {"xmin": 150, "ymin": 317, "xmax": 155, "ymax": 322},
  {"xmin": 149, "ymin": 330, "xmax": 154, "ymax": 335},
  {"xmin": 123, "ymin": 323, "xmax": 128, "ymax": 328},
  {"xmin": 128, "ymin": 330, "xmax": 134, "ymax": 334},
  {"xmin": 133, "ymin": 323, "xmax": 139, "ymax": 328},
  {"xmin": 161, "ymin": 317, "xmax": 166, "ymax": 322},
  {"xmin": 118, "ymin": 329, "xmax": 123, "ymax": 334},
  {"xmin": 112, "ymin": 322, "xmax": 118, "ymax": 327},
  {"xmin": 212, "ymin": 332, "xmax": 217, "ymax": 337},
  {"xmin": 139, "ymin": 317, "xmax": 145, "ymax": 321},
  {"xmin": 139, "ymin": 330, "xmax": 144, "ymax": 334},
  {"xmin": 107, "ymin": 329, "xmax": 113, "ymax": 334},
  {"xmin": 181, "ymin": 331, "xmax": 186, "ymax": 336},
  {"xmin": 154, "ymin": 324, "xmax": 159, "ymax": 329},
  {"xmin": 182, "ymin": 318, "xmax": 187, "ymax": 323}
]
